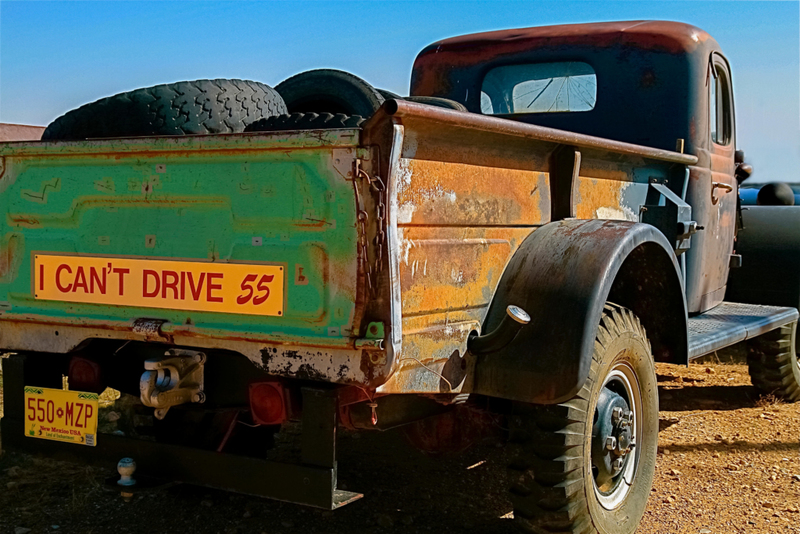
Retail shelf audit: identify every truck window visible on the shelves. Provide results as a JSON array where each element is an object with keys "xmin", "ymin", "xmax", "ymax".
[
  {"xmin": 481, "ymin": 62, "xmax": 596, "ymax": 114},
  {"xmin": 710, "ymin": 61, "xmax": 732, "ymax": 145}
]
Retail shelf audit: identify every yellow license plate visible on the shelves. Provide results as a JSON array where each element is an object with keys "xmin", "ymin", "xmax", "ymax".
[
  {"xmin": 33, "ymin": 254, "xmax": 285, "ymax": 317},
  {"xmin": 23, "ymin": 387, "xmax": 99, "ymax": 446}
]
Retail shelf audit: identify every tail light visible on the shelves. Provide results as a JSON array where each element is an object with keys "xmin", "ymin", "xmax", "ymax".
[
  {"xmin": 248, "ymin": 381, "xmax": 287, "ymax": 425},
  {"xmin": 68, "ymin": 356, "xmax": 104, "ymax": 393}
]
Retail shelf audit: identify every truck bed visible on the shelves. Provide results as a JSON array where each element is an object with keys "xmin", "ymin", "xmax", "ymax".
[{"xmin": 0, "ymin": 130, "xmax": 370, "ymax": 381}]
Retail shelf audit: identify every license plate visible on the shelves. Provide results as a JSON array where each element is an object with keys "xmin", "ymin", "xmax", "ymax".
[
  {"xmin": 33, "ymin": 254, "xmax": 285, "ymax": 317},
  {"xmin": 23, "ymin": 387, "xmax": 99, "ymax": 446}
]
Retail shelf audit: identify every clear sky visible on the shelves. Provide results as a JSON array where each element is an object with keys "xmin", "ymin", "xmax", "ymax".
[{"xmin": 1, "ymin": 0, "xmax": 797, "ymax": 182}]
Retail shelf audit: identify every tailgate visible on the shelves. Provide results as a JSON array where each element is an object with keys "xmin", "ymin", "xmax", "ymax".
[{"xmin": 0, "ymin": 130, "xmax": 361, "ymax": 348}]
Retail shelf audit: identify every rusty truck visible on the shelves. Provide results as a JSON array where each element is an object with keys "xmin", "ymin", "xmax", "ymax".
[{"xmin": 1, "ymin": 20, "xmax": 798, "ymax": 534}]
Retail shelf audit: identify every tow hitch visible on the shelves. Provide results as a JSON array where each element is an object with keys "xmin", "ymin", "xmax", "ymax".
[{"xmin": 139, "ymin": 349, "xmax": 206, "ymax": 419}]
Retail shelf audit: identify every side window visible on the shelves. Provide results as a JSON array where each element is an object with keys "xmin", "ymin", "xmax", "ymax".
[{"xmin": 710, "ymin": 61, "xmax": 732, "ymax": 145}]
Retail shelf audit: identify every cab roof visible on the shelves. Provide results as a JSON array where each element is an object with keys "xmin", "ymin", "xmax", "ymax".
[{"xmin": 420, "ymin": 20, "xmax": 717, "ymax": 58}]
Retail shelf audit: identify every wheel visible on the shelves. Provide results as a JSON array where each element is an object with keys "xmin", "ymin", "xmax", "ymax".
[
  {"xmin": 405, "ymin": 95, "xmax": 468, "ymax": 111},
  {"xmin": 508, "ymin": 303, "xmax": 658, "ymax": 534},
  {"xmin": 42, "ymin": 79, "xmax": 287, "ymax": 141},
  {"xmin": 747, "ymin": 323, "xmax": 800, "ymax": 401},
  {"xmin": 275, "ymin": 69, "xmax": 384, "ymax": 117},
  {"xmin": 245, "ymin": 112, "xmax": 365, "ymax": 133}
]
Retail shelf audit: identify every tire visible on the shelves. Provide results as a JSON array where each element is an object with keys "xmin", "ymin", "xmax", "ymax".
[
  {"xmin": 275, "ymin": 69, "xmax": 384, "ymax": 117},
  {"xmin": 377, "ymin": 88, "xmax": 403, "ymax": 100},
  {"xmin": 245, "ymin": 112, "xmax": 365, "ymax": 133},
  {"xmin": 405, "ymin": 95, "xmax": 468, "ymax": 111},
  {"xmin": 42, "ymin": 79, "xmax": 287, "ymax": 141},
  {"xmin": 746, "ymin": 323, "xmax": 800, "ymax": 401},
  {"xmin": 508, "ymin": 303, "xmax": 658, "ymax": 534}
]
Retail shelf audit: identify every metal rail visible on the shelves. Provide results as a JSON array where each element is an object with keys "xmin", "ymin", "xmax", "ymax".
[{"xmin": 383, "ymin": 99, "xmax": 699, "ymax": 166}]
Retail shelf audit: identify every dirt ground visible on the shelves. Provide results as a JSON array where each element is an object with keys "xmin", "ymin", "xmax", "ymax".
[{"xmin": 0, "ymin": 357, "xmax": 798, "ymax": 534}]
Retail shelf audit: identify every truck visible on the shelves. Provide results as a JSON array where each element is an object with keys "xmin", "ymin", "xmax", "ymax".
[{"xmin": 1, "ymin": 20, "xmax": 798, "ymax": 534}]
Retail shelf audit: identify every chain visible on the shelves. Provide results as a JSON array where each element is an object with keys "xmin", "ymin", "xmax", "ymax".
[
  {"xmin": 354, "ymin": 163, "xmax": 388, "ymax": 295},
  {"xmin": 370, "ymin": 175, "xmax": 387, "ymax": 274},
  {"xmin": 350, "ymin": 164, "xmax": 372, "ymax": 291}
]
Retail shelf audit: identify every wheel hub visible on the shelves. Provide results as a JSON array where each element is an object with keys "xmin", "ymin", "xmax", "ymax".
[{"xmin": 592, "ymin": 388, "xmax": 635, "ymax": 487}]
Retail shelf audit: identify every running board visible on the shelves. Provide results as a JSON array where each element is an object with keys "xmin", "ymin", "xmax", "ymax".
[{"xmin": 687, "ymin": 301, "xmax": 798, "ymax": 361}]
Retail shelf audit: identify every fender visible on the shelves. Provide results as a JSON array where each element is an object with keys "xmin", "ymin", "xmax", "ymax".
[{"xmin": 473, "ymin": 219, "xmax": 688, "ymax": 404}]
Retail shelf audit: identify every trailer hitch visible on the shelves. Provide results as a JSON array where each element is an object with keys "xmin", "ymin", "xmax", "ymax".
[
  {"xmin": 140, "ymin": 349, "xmax": 206, "ymax": 419},
  {"xmin": 468, "ymin": 305, "xmax": 530, "ymax": 355}
]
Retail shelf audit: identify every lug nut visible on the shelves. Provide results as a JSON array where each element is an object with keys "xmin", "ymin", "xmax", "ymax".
[
  {"xmin": 621, "ymin": 410, "xmax": 633, "ymax": 426},
  {"xmin": 612, "ymin": 457, "xmax": 624, "ymax": 474},
  {"xmin": 617, "ymin": 431, "xmax": 631, "ymax": 452},
  {"xmin": 605, "ymin": 436, "xmax": 617, "ymax": 450},
  {"xmin": 611, "ymin": 407, "xmax": 623, "ymax": 424}
]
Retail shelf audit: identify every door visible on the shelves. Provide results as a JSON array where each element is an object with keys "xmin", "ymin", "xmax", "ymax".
[{"xmin": 684, "ymin": 54, "xmax": 737, "ymax": 314}]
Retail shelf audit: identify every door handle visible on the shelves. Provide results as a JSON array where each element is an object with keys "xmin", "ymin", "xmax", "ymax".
[{"xmin": 712, "ymin": 181, "xmax": 733, "ymax": 204}]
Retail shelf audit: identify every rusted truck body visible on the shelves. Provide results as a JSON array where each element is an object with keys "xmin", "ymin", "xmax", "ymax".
[
  {"xmin": 0, "ymin": 104, "xmax": 692, "ymax": 394},
  {"xmin": 1, "ymin": 20, "xmax": 798, "ymax": 534}
]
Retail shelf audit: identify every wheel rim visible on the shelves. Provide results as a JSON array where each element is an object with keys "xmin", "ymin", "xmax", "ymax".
[{"xmin": 591, "ymin": 359, "xmax": 642, "ymax": 510}]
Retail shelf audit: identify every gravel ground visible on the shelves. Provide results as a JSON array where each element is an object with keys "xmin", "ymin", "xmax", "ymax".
[
  {"xmin": 0, "ymin": 358, "xmax": 798, "ymax": 534},
  {"xmin": 641, "ymin": 360, "xmax": 800, "ymax": 534}
]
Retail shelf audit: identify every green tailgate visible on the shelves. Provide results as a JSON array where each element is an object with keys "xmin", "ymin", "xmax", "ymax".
[{"xmin": 0, "ymin": 131, "xmax": 360, "ymax": 346}]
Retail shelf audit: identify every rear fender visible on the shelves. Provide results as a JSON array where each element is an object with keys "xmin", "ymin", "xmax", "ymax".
[{"xmin": 473, "ymin": 219, "xmax": 687, "ymax": 404}]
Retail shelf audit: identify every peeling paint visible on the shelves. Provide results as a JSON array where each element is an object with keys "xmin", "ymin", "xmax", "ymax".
[{"xmin": 576, "ymin": 177, "xmax": 637, "ymax": 221}]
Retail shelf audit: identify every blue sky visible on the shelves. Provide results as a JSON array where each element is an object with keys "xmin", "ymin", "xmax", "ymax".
[{"xmin": 1, "ymin": 1, "xmax": 797, "ymax": 182}]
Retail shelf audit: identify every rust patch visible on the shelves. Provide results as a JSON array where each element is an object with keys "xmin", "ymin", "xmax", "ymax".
[
  {"xmin": 8, "ymin": 215, "xmax": 40, "ymax": 228},
  {"xmin": 397, "ymin": 227, "xmax": 532, "ymax": 316},
  {"xmin": 574, "ymin": 176, "xmax": 635, "ymax": 221},
  {"xmin": 378, "ymin": 314, "xmax": 479, "ymax": 394},
  {"xmin": 412, "ymin": 21, "xmax": 713, "ymax": 95},
  {"xmin": 397, "ymin": 159, "xmax": 548, "ymax": 226},
  {"xmin": 0, "ymin": 234, "xmax": 19, "ymax": 280}
]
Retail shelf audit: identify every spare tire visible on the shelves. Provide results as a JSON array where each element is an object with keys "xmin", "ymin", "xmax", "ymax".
[
  {"xmin": 275, "ymin": 69, "xmax": 384, "ymax": 118},
  {"xmin": 405, "ymin": 96, "xmax": 467, "ymax": 111},
  {"xmin": 42, "ymin": 79, "xmax": 287, "ymax": 141},
  {"xmin": 246, "ymin": 112, "xmax": 365, "ymax": 133},
  {"xmin": 757, "ymin": 183, "xmax": 796, "ymax": 206},
  {"xmin": 377, "ymin": 88, "xmax": 403, "ymax": 100}
]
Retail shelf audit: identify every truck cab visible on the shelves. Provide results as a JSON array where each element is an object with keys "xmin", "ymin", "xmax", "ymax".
[{"xmin": 411, "ymin": 20, "xmax": 739, "ymax": 313}]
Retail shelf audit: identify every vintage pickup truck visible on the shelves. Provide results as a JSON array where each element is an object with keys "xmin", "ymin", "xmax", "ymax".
[{"xmin": 1, "ymin": 20, "xmax": 798, "ymax": 534}]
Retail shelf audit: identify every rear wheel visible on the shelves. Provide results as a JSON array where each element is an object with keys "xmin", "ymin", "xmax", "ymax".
[
  {"xmin": 747, "ymin": 323, "xmax": 800, "ymax": 401},
  {"xmin": 508, "ymin": 303, "xmax": 658, "ymax": 534}
]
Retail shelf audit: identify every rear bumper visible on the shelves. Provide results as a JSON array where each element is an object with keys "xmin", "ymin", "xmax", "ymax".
[
  {"xmin": 0, "ymin": 316, "xmax": 388, "ymax": 388},
  {"xmin": 0, "ymin": 354, "xmax": 362, "ymax": 509}
]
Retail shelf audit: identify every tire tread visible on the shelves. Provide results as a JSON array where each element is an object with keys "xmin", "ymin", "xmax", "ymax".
[
  {"xmin": 509, "ymin": 304, "xmax": 651, "ymax": 533},
  {"xmin": 42, "ymin": 79, "xmax": 287, "ymax": 141},
  {"xmin": 245, "ymin": 112, "xmax": 366, "ymax": 133},
  {"xmin": 747, "ymin": 323, "xmax": 800, "ymax": 402}
]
